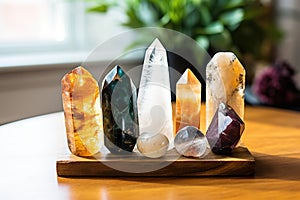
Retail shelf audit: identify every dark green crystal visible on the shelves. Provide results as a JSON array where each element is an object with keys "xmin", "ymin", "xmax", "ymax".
[{"xmin": 101, "ymin": 65, "xmax": 139, "ymax": 154}]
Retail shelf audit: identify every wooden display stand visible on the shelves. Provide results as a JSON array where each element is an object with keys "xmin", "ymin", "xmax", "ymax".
[{"xmin": 56, "ymin": 146, "xmax": 255, "ymax": 177}]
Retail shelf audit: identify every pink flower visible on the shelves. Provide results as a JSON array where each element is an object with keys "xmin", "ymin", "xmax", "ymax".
[{"xmin": 252, "ymin": 61, "xmax": 299, "ymax": 106}]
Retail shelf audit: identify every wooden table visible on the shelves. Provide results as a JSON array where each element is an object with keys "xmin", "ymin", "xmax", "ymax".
[{"xmin": 0, "ymin": 106, "xmax": 300, "ymax": 199}]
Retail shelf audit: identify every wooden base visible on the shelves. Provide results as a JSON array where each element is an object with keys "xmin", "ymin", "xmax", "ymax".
[{"xmin": 56, "ymin": 146, "xmax": 255, "ymax": 177}]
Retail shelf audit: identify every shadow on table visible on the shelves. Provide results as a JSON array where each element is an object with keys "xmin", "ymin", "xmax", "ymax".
[
  {"xmin": 252, "ymin": 152, "xmax": 300, "ymax": 181},
  {"xmin": 118, "ymin": 152, "xmax": 300, "ymax": 182}
]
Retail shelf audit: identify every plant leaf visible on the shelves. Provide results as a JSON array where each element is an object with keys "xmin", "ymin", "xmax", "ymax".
[
  {"xmin": 87, "ymin": 4, "xmax": 109, "ymax": 12},
  {"xmin": 196, "ymin": 35, "xmax": 209, "ymax": 49},
  {"xmin": 196, "ymin": 22, "xmax": 224, "ymax": 35},
  {"xmin": 220, "ymin": 9, "xmax": 244, "ymax": 26},
  {"xmin": 209, "ymin": 29, "xmax": 232, "ymax": 50},
  {"xmin": 197, "ymin": 5, "xmax": 211, "ymax": 26},
  {"xmin": 135, "ymin": 1, "xmax": 159, "ymax": 25},
  {"xmin": 160, "ymin": 14, "xmax": 170, "ymax": 26},
  {"xmin": 223, "ymin": 0, "xmax": 247, "ymax": 10}
]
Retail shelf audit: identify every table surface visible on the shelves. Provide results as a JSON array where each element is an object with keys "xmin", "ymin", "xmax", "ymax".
[{"xmin": 0, "ymin": 106, "xmax": 300, "ymax": 200}]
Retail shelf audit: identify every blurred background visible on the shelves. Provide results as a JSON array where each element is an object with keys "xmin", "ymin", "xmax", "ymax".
[{"xmin": 0, "ymin": 0, "xmax": 299, "ymax": 124}]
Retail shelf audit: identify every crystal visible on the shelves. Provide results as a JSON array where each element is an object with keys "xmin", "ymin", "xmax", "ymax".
[
  {"xmin": 137, "ymin": 132, "xmax": 169, "ymax": 158},
  {"xmin": 175, "ymin": 68, "xmax": 202, "ymax": 133},
  {"xmin": 101, "ymin": 65, "xmax": 139, "ymax": 154},
  {"xmin": 174, "ymin": 126, "xmax": 209, "ymax": 158},
  {"xmin": 206, "ymin": 52, "xmax": 245, "ymax": 130},
  {"xmin": 206, "ymin": 103, "xmax": 245, "ymax": 155},
  {"xmin": 137, "ymin": 38, "xmax": 174, "ymax": 147},
  {"xmin": 61, "ymin": 66, "xmax": 103, "ymax": 157}
]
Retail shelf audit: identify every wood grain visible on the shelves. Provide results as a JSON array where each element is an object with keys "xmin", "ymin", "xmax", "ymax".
[
  {"xmin": 56, "ymin": 147, "xmax": 255, "ymax": 177},
  {"xmin": 1, "ymin": 106, "xmax": 300, "ymax": 199}
]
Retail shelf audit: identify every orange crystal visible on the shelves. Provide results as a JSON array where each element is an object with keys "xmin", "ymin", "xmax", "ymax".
[
  {"xmin": 175, "ymin": 69, "xmax": 202, "ymax": 133},
  {"xmin": 61, "ymin": 66, "xmax": 103, "ymax": 157}
]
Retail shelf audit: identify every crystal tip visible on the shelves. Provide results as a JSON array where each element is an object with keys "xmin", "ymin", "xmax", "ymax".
[{"xmin": 149, "ymin": 38, "xmax": 165, "ymax": 50}]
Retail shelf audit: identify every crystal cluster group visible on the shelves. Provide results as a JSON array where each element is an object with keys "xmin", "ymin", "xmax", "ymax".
[{"xmin": 61, "ymin": 38, "xmax": 246, "ymax": 159}]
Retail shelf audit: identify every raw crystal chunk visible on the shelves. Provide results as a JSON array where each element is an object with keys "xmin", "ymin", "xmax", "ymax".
[
  {"xmin": 137, "ymin": 38, "xmax": 174, "ymax": 147},
  {"xmin": 206, "ymin": 103, "xmax": 245, "ymax": 155},
  {"xmin": 137, "ymin": 132, "xmax": 169, "ymax": 158},
  {"xmin": 174, "ymin": 126, "xmax": 209, "ymax": 158},
  {"xmin": 206, "ymin": 52, "xmax": 245, "ymax": 130},
  {"xmin": 101, "ymin": 65, "xmax": 139, "ymax": 154},
  {"xmin": 61, "ymin": 66, "xmax": 102, "ymax": 157},
  {"xmin": 175, "ymin": 69, "xmax": 201, "ymax": 133}
]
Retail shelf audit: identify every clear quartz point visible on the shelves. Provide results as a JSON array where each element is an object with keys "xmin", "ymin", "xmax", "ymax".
[{"xmin": 137, "ymin": 38, "xmax": 174, "ymax": 148}]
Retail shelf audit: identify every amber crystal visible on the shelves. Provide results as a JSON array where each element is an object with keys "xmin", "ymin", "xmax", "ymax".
[
  {"xmin": 175, "ymin": 68, "xmax": 201, "ymax": 133},
  {"xmin": 206, "ymin": 52, "xmax": 245, "ymax": 130},
  {"xmin": 61, "ymin": 66, "xmax": 102, "ymax": 157}
]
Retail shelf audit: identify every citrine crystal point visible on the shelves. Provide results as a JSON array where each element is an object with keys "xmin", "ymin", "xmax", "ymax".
[
  {"xmin": 138, "ymin": 38, "xmax": 174, "ymax": 148},
  {"xmin": 177, "ymin": 68, "xmax": 200, "ymax": 85},
  {"xmin": 102, "ymin": 65, "xmax": 139, "ymax": 154},
  {"xmin": 206, "ymin": 52, "xmax": 245, "ymax": 131},
  {"xmin": 61, "ymin": 66, "xmax": 103, "ymax": 157},
  {"xmin": 206, "ymin": 103, "xmax": 245, "ymax": 155},
  {"xmin": 175, "ymin": 68, "xmax": 202, "ymax": 133}
]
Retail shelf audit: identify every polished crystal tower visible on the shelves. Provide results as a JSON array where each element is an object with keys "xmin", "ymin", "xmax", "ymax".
[
  {"xmin": 137, "ymin": 38, "xmax": 173, "ymax": 147},
  {"xmin": 61, "ymin": 66, "xmax": 103, "ymax": 157},
  {"xmin": 101, "ymin": 65, "xmax": 139, "ymax": 154},
  {"xmin": 175, "ymin": 68, "xmax": 201, "ymax": 133},
  {"xmin": 206, "ymin": 52, "xmax": 245, "ymax": 129}
]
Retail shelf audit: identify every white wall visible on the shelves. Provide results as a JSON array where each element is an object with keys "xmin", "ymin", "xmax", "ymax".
[
  {"xmin": 0, "ymin": 64, "xmax": 77, "ymax": 124},
  {"xmin": 276, "ymin": 0, "xmax": 300, "ymax": 72},
  {"xmin": 0, "ymin": 58, "xmax": 140, "ymax": 125},
  {"xmin": 0, "ymin": 5, "xmax": 129, "ymax": 124}
]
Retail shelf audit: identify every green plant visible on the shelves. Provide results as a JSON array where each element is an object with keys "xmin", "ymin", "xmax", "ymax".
[{"xmin": 86, "ymin": 0, "xmax": 281, "ymax": 61}]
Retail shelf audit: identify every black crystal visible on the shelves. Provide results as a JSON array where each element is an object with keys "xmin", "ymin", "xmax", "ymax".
[{"xmin": 101, "ymin": 65, "xmax": 139, "ymax": 154}]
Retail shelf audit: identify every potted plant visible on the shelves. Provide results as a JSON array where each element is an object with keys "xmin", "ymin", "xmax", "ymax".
[{"xmin": 83, "ymin": 0, "xmax": 282, "ymax": 89}]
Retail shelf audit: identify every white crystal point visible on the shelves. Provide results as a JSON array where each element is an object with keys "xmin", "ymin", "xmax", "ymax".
[
  {"xmin": 137, "ymin": 38, "xmax": 174, "ymax": 148},
  {"xmin": 145, "ymin": 38, "xmax": 168, "ymax": 66},
  {"xmin": 206, "ymin": 52, "xmax": 245, "ymax": 130}
]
